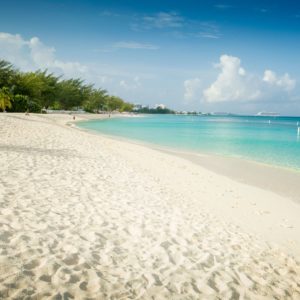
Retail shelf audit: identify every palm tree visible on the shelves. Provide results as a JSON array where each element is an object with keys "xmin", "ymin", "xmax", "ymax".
[{"xmin": 0, "ymin": 87, "xmax": 12, "ymax": 112}]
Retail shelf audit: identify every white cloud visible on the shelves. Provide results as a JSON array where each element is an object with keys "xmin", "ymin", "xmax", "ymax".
[
  {"xmin": 0, "ymin": 32, "xmax": 30, "ymax": 69},
  {"xmin": 203, "ymin": 55, "xmax": 260, "ymax": 102},
  {"xmin": 113, "ymin": 41, "xmax": 159, "ymax": 50},
  {"xmin": 0, "ymin": 31, "xmax": 151, "ymax": 101},
  {"xmin": 142, "ymin": 12, "xmax": 183, "ymax": 29},
  {"xmin": 263, "ymin": 70, "xmax": 277, "ymax": 84},
  {"xmin": 192, "ymin": 22, "xmax": 220, "ymax": 39},
  {"xmin": 99, "ymin": 10, "xmax": 120, "ymax": 17},
  {"xmin": 196, "ymin": 33, "xmax": 219, "ymax": 39},
  {"xmin": 95, "ymin": 41, "xmax": 159, "ymax": 52},
  {"xmin": 131, "ymin": 12, "xmax": 183, "ymax": 31},
  {"xmin": 120, "ymin": 76, "xmax": 141, "ymax": 90},
  {"xmin": 0, "ymin": 32, "xmax": 88, "ymax": 78},
  {"xmin": 263, "ymin": 70, "xmax": 295, "ymax": 91},
  {"xmin": 184, "ymin": 78, "xmax": 201, "ymax": 102},
  {"xmin": 120, "ymin": 80, "xmax": 128, "ymax": 88},
  {"xmin": 132, "ymin": 12, "xmax": 220, "ymax": 39},
  {"xmin": 203, "ymin": 54, "xmax": 296, "ymax": 103}
]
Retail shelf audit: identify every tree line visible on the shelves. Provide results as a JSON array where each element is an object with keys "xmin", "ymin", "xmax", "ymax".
[
  {"xmin": 134, "ymin": 106, "xmax": 175, "ymax": 114},
  {"xmin": 0, "ymin": 59, "xmax": 134, "ymax": 113}
]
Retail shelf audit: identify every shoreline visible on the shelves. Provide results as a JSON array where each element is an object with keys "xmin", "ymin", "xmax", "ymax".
[
  {"xmin": 160, "ymin": 148, "xmax": 300, "ymax": 203},
  {"xmin": 75, "ymin": 117, "xmax": 300, "ymax": 203},
  {"xmin": 76, "ymin": 113, "xmax": 300, "ymax": 174},
  {"xmin": 71, "ymin": 114, "xmax": 300, "ymax": 256},
  {"xmin": 1, "ymin": 113, "xmax": 300, "ymax": 298}
]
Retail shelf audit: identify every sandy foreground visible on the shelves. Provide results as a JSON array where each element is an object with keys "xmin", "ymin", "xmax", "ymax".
[{"xmin": 1, "ymin": 113, "xmax": 300, "ymax": 299}]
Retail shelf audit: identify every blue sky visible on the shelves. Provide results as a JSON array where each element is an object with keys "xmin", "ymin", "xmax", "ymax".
[{"xmin": 0, "ymin": 0, "xmax": 300, "ymax": 114}]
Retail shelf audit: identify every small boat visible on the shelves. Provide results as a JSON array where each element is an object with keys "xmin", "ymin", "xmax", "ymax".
[{"xmin": 256, "ymin": 112, "xmax": 280, "ymax": 117}]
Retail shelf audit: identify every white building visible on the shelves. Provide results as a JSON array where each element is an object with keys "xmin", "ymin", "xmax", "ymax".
[{"xmin": 154, "ymin": 104, "xmax": 166, "ymax": 109}]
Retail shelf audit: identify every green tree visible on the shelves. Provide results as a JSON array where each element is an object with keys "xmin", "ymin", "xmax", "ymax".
[
  {"xmin": 83, "ymin": 88, "xmax": 108, "ymax": 112},
  {"xmin": 12, "ymin": 72, "xmax": 44, "ymax": 111},
  {"xmin": 57, "ymin": 79, "xmax": 88, "ymax": 110},
  {"xmin": 12, "ymin": 70, "xmax": 60, "ymax": 109},
  {"xmin": 107, "ymin": 96, "xmax": 124, "ymax": 112},
  {"xmin": 0, "ymin": 60, "xmax": 16, "ymax": 88},
  {"xmin": 120, "ymin": 102, "xmax": 134, "ymax": 112},
  {"xmin": 9, "ymin": 94, "xmax": 29, "ymax": 112},
  {"xmin": 35, "ymin": 70, "xmax": 60, "ymax": 108},
  {"xmin": 0, "ymin": 59, "xmax": 138, "ymax": 113},
  {"xmin": 13, "ymin": 72, "xmax": 43, "ymax": 98},
  {"xmin": 0, "ymin": 87, "xmax": 12, "ymax": 111}
]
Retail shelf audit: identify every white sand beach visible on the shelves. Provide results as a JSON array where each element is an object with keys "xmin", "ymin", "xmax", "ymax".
[{"xmin": 1, "ymin": 113, "xmax": 300, "ymax": 299}]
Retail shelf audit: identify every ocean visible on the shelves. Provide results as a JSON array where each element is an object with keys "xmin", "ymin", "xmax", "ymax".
[{"xmin": 78, "ymin": 115, "xmax": 300, "ymax": 171}]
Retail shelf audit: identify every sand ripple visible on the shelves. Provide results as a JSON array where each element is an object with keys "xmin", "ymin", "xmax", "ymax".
[{"xmin": 0, "ymin": 114, "xmax": 300, "ymax": 299}]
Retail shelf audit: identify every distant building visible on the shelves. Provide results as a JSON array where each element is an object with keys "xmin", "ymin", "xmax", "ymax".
[
  {"xmin": 176, "ymin": 111, "xmax": 188, "ymax": 115},
  {"xmin": 133, "ymin": 104, "xmax": 149, "ymax": 111},
  {"xmin": 133, "ymin": 104, "xmax": 142, "ymax": 111},
  {"xmin": 154, "ymin": 104, "xmax": 166, "ymax": 109}
]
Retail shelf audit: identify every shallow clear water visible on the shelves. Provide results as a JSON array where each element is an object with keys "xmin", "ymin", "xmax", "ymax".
[{"xmin": 78, "ymin": 115, "xmax": 300, "ymax": 171}]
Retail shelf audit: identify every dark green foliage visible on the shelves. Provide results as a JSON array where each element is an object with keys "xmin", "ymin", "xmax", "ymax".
[
  {"xmin": 135, "ymin": 106, "xmax": 175, "ymax": 114},
  {"xmin": 9, "ymin": 94, "xmax": 29, "ymax": 112},
  {"xmin": 83, "ymin": 88, "xmax": 108, "ymax": 112},
  {"xmin": 0, "ymin": 60, "xmax": 16, "ymax": 88},
  {"xmin": 107, "ymin": 96, "xmax": 125, "ymax": 112},
  {"xmin": 0, "ymin": 59, "xmax": 134, "ymax": 113},
  {"xmin": 36, "ymin": 71, "xmax": 60, "ymax": 108},
  {"xmin": 120, "ymin": 102, "xmax": 134, "ymax": 112},
  {"xmin": 0, "ymin": 87, "xmax": 12, "ymax": 111},
  {"xmin": 57, "ymin": 78, "xmax": 87, "ymax": 110},
  {"xmin": 27, "ymin": 98, "xmax": 42, "ymax": 113}
]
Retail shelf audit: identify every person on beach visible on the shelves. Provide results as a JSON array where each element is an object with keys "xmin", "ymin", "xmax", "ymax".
[{"xmin": 73, "ymin": 115, "xmax": 76, "ymax": 120}]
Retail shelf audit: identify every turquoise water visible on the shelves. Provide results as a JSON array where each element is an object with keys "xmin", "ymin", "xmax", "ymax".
[{"xmin": 79, "ymin": 115, "xmax": 300, "ymax": 171}]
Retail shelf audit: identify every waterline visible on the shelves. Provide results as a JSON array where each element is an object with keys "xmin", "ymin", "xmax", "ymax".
[{"xmin": 78, "ymin": 115, "xmax": 300, "ymax": 171}]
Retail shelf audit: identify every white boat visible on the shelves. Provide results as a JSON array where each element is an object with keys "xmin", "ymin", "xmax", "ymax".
[{"xmin": 256, "ymin": 112, "xmax": 280, "ymax": 117}]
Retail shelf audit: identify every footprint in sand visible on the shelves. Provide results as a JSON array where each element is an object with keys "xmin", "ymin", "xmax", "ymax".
[
  {"xmin": 279, "ymin": 219, "xmax": 294, "ymax": 229},
  {"xmin": 255, "ymin": 210, "xmax": 270, "ymax": 216}
]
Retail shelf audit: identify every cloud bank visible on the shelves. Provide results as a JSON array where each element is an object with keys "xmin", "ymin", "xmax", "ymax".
[
  {"xmin": 113, "ymin": 41, "xmax": 159, "ymax": 50},
  {"xmin": 0, "ymin": 32, "xmax": 147, "ymax": 101},
  {"xmin": 119, "ymin": 76, "xmax": 141, "ymax": 90},
  {"xmin": 142, "ymin": 12, "xmax": 184, "ymax": 29},
  {"xmin": 131, "ymin": 12, "xmax": 220, "ymax": 39},
  {"xmin": 263, "ymin": 70, "xmax": 295, "ymax": 91},
  {"xmin": 202, "ymin": 54, "xmax": 296, "ymax": 103},
  {"xmin": 0, "ymin": 32, "xmax": 87, "ymax": 78},
  {"xmin": 184, "ymin": 78, "xmax": 201, "ymax": 102}
]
